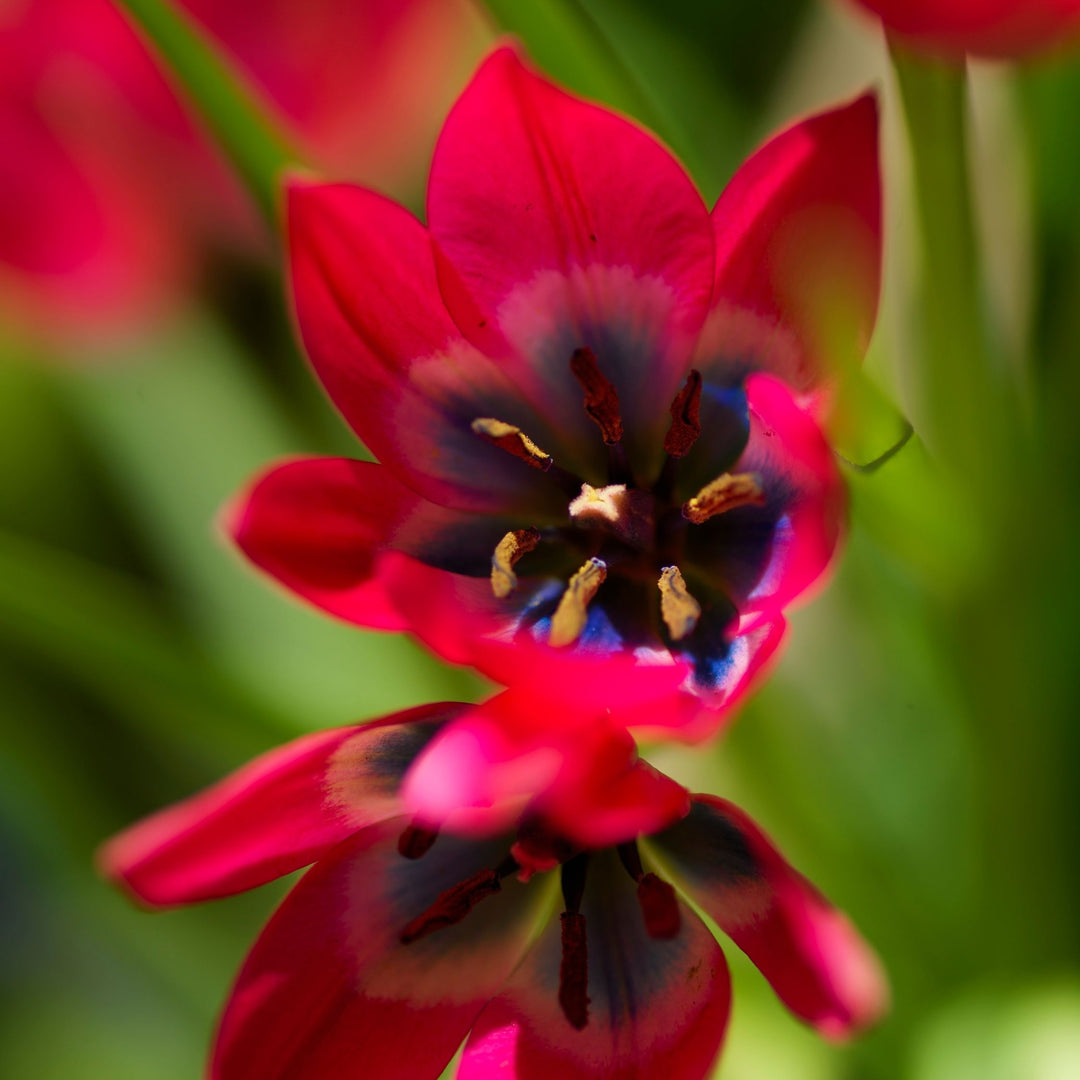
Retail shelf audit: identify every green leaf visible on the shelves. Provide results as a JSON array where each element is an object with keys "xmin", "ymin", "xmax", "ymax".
[{"xmin": 60, "ymin": 316, "xmax": 478, "ymax": 727}]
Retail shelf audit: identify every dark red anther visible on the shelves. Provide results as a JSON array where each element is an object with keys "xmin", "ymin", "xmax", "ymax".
[
  {"xmin": 663, "ymin": 369, "xmax": 702, "ymax": 458},
  {"xmin": 397, "ymin": 823, "xmax": 439, "ymax": 860},
  {"xmin": 399, "ymin": 868, "xmax": 503, "ymax": 944},
  {"xmin": 637, "ymin": 873, "xmax": 681, "ymax": 940},
  {"xmin": 570, "ymin": 347, "xmax": 624, "ymax": 445},
  {"xmin": 558, "ymin": 911, "xmax": 590, "ymax": 1030}
]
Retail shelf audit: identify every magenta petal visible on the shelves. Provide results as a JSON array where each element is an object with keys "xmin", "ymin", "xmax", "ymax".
[
  {"xmin": 649, "ymin": 796, "xmax": 889, "ymax": 1038},
  {"xmin": 458, "ymin": 850, "xmax": 731, "ymax": 1080},
  {"xmin": 287, "ymin": 180, "xmax": 566, "ymax": 515},
  {"xmin": 401, "ymin": 691, "xmax": 690, "ymax": 847},
  {"xmin": 99, "ymin": 705, "xmax": 458, "ymax": 907},
  {"xmin": 702, "ymin": 93, "xmax": 881, "ymax": 391},
  {"xmin": 428, "ymin": 45, "xmax": 715, "ymax": 463},
  {"xmin": 228, "ymin": 457, "xmax": 521, "ymax": 631},
  {"xmin": 212, "ymin": 823, "xmax": 544, "ymax": 1080},
  {"xmin": 686, "ymin": 374, "xmax": 846, "ymax": 620}
]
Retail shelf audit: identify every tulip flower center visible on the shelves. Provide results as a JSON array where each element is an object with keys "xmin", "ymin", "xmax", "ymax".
[
  {"xmin": 397, "ymin": 824, "xmax": 680, "ymax": 1031},
  {"xmin": 478, "ymin": 348, "xmax": 763, "ymax": 662}
]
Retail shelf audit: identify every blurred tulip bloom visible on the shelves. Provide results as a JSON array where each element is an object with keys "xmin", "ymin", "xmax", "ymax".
[
  {"xmin": 847, "ymin": 0, "xmax": 1080, "ymax": 59},
  {"xmin": 0, "ymin": 0, "xmax": 248, "ymax": 342},
  {"xmin": 232, "ymin": 46, "xmax": 881, "ymax": 736},
  {"xmin": 102, "ymin": 702, "xmax": 887, "ymax": 1080},
  {"xmin": 177, "ymin": 0, "xmax": 484, "ymax": 188}
]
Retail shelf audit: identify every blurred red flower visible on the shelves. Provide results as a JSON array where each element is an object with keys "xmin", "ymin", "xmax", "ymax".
[
  {"xmin": 102, "ymin": 700, "xmax": 887, "ymax": 1080},
  {"xmin": 847, "ymin": 0, "xmax": 1080, "ymax": 59},
  {"xmin": 232, "ymin": 45, "xmax": 881, "ymax": 739},
  {"xmin": 0, "ymin": 0, "xmax": 481, "ymax": 347},
  {"xmin": 177, "ymin": 0, "xmax": 485, "ymax": 188},
  {"xmin": 0, "ymin": 0, "xmax": 247, "ymax": 343}
]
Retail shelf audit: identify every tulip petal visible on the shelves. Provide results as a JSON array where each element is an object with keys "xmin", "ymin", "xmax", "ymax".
[
  {"xmin": 701, "ymin": 94, "xmax": 881, "ymax": 391},
  {"xmin": 428, "ymin": 45, "xmax": 715, "ymax": 470},
  {"xmin": 287, "ymin": 179, "xmax": 569, "ymax": 515},
  {"xmin": 401, "ymin": 691, "xmax": 690, "ymax": 847},
  {"xmin": 458, "ymin": 849, "xmax": 731, "ymax": 1080},
  {"xmin": 228, "ymin": 457, "xmax": 522, "ymax": 631},
  {"xmin": 684, "ymin": 374, "xmax": 846, "ymax": 620},
  {"xmin": 212, "ymin": 823, "xmax": 548, "ymax": 1080},
  {"xmin": 648, "ymin": 796, "xmax": 889, "ymax": 1038},
  {"xmin": 99, "ymin": 705, "xmax": 458, "ymax": 907}
]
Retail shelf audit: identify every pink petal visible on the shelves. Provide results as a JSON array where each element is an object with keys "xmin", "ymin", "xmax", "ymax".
[
  {"xmin": 649, "ymin": 796, "xmax": 889, "ymax": 1038},
  {"xmin": 428, "ymin": 45, "xmax": 715, "ymax": 469},
  {"xmin": 401, "ymin": 691, "xmax": 690, "ymax": 847},
  {"xmin": 848, "ymin": 0, "xmax": 1080, "ymax": 59},
  {"xmin": 228, "ymin": 456, "xmax": 521, "ymax": 631},
  {"xmin": 701, "ymin": 93, "xmax": 881, "ymax": 392},
  {"xmin": 458, "ymin": 850, "xmax": 731, "ymax": 1080},
  {"xmin": 212, "ymin": 822, "xmax": 544, "ymax": 1080},
  {"xmin": 685, "ymin": 374, "xmax": 846, "ymax": 621},
  {"xmin": 287, "ymin": 179, "xmax": 568, "ymax": 515},
  {"xmin": 621, "ymin": 618, "xmax": 789, "ymax": 742},
  {"xmin": 99, "ymin": 704, "xmax": 459, "ymax": 907}
]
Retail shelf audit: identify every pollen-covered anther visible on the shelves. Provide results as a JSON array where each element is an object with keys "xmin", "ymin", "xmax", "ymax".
[
  {"xmin": 658, "ymin": 565, "xmax": 701, "ymax": 641},
  {"xmin": 471, "ymin": 417, "xmax": 553, "ymax": 470},
  {"xmin": 682, "ymin": 472, "xmax": 766, "ymax": 524},
  {"xmin": 636, "ymin": 873, "xmax": 681, "ymax": 940},
  {"xmin": 399, "ymin": 866, "xmax": 504, "ymax": 944},
  {"xmin": 491, "ymin": 527, "xmax": 541, "ymax": 598},
  {"xmin": 548, "ymin": 557, "xmax": 608, "ymax": 648},
  {"xmin": 570, "ymin": 347, "xmax": 623, "ymax": 444},
  {"xmin": 664, "ymin": 369, "xmax": 703, "ymax": 457}
]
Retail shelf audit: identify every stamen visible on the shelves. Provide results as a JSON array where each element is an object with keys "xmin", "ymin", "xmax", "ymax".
[
  {"xmin": 399, "ymin": 856, "xmax": 518, "ymax": 944},
  {"xmin": 548, "ymin": 558, "xmax": 608, "ymax": 648},
  {"xmin": 491, "ymin": 527, "xmax": 541, "ymax": 598},
  {"xmin": 617, "ymin": 843, "xmax": 681, "ymax": 940},
  {"xmin": 558, "ymin": 854, "xmax": 591, "ymax": 1030},
  {"xmin": 658, "ymin": 566, "xmax": 701, "ymax": 641},
  {"xmin": 636, "ymin": 874, "xmax": 681, "ymax": 940},
  {"xmin": 397, "ymin": 822, "xmax": 439, "ymax": 860},
  {"xmin": 663, "ymin": 370, "xmax": 703, "ymax": 458},
  {"xmin": 570, "ymin": 347, "xmax": 624, "ymax": 445},
  {"xmin": 471, "ymin": 417, "xmax": 552, "ymax": 470},
  {"xmin": 682, "ymin": 472, "xmax": 766, "ymax": 524},
  {"xmin": 559, "ymin": 912, "xmax": 590, "ymax": 1030}
]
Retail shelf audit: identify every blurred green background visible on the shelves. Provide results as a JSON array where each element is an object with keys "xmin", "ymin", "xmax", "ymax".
[{"xmin": 2, "ymin": 0, "xmax": 1079, "ymax": 1077}]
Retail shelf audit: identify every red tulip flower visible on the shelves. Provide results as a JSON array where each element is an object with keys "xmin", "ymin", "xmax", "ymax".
[
  {"xmin": 232, "ymin": 46, "xmax": 881, "ymax": 737},
  {"xmin": 176, "ymin": 0, "xmax": 483, "ymax": 187},
  {"xmin": 102, "ymin": 702, "xmax": 887, "ymax": 1080},
  {"xmin": 0, "ymin": 0, "xmax": 248, "ymax": 342},
  {"xmin": 846, "ymin": 0, "xmax": 1080, "ymax": 59}
]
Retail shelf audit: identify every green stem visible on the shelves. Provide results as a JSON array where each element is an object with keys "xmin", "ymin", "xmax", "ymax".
[
  {"xmin": 891, "ymin": 45, "xmax": 994, "ymax": 485},
  {"xmin": 116, "ymin": 0, "xmax": 299, "ymax": 227}
]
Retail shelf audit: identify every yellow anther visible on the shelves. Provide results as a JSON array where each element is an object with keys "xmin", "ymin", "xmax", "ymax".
[
  {"xmin": 682, "ymin": 472, "xmax": 765, "ymax": 524},
  {"xmin": 490, "ymin": 528, "xmax": 541, "ymax": 599},
  {"xmin": 548, "ymin": 558, "xmax": 608, "ymax": 648},
  {"xmin": 471, "ymin": 418, "xmax": 552, "ymax": 470},
  {"xmin": 658, "ymin": 566, "xmax": 701, "ymax": 641}
]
